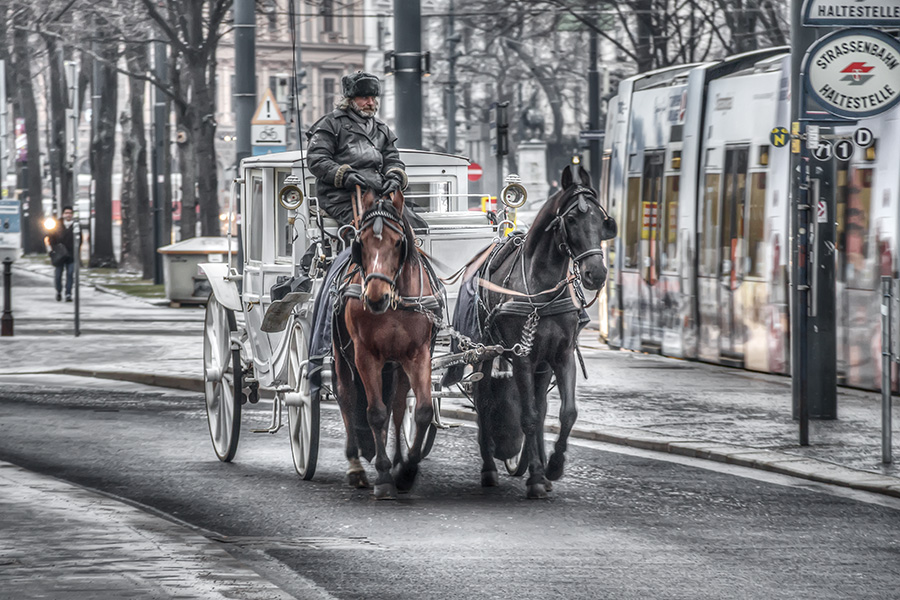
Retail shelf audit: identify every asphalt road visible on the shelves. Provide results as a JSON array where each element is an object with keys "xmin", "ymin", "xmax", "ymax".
[{"xmin": 1, "ymin": 376, "xmax": 899, "ymax": 600}]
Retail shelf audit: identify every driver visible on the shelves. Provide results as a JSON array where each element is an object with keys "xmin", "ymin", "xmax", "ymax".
[{"xmin": 306, "ymin": 71, "xmax": 410, "ymax": 227}]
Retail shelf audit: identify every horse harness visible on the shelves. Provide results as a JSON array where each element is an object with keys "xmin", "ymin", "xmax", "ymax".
[{"xmin": 475, "ymin": 186, "xmax": 606, "ymax": 366}]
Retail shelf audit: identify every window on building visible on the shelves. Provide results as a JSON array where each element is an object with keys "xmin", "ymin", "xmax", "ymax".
[
  {"xmin": 322, "ymin": 0, "xmax": 334, "ymax": 32},
  {"xmin": 323, "ymin": 78, "xmax": 335, "ymax": 111}
]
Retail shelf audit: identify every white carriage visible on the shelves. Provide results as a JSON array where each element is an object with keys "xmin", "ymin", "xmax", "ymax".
[{"xmin": 200, "ymin": 149, "xmax": 522, "ymax": 478}]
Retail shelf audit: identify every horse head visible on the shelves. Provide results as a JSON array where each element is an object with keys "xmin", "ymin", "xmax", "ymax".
[
  {"xmin": 353, "ymin": 188, "xmax": 410, "ymax": 314},
  {"xmin": 554, "ymin": 165, "xmax": 618, "ymax": 291}
]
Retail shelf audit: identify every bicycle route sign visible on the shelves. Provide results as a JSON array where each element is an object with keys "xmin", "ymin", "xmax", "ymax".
[{"xmin": 251, "ymin": 88, "xmax": 287, "ymax": 155}]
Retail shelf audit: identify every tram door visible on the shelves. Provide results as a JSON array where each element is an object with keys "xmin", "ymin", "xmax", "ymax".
[
  {"xmin": 640, "ymin": 151, "xmax": 665, "ymax": 351},
  {"xmin": 718, "ymin": 147, "xmax": 749, "ymax": 365}
]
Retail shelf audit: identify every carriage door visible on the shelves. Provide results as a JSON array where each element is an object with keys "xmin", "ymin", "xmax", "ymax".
[
  {"xmin": 639, "ymin": 151, "xmax": 665, "ymax": 351},
  {"xmin": 718, "ymin": 147, "xmax": 749, "ymax": 365}
]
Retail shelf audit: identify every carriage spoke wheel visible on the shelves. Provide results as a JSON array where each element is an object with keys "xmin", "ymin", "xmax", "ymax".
[
  {"xmin": 283, "ymin": 323, "xmax": 320, "ymax": 480},
  {"xmin": 402, "ymin": 394, "xmax": 437, "ymax": 459},
  {"xmin": 504, "ymin": 438, "xmax": 530, "ymax": 477},
  {"xmin": 203, "ymin": 293, "xmax": 242, "ymax": 462}
]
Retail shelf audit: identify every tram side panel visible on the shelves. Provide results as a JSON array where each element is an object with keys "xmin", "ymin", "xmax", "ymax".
[
  {"xmin": 618, "ymin": 82, "xmax": 690, "ymax": 354},
  {"xmin": 696, "ymin": 65, "xmax": 784, "ymax": 371},
  {"xmin": 831, "ymin": 109, "xmax": 900, "ymax": 390}
]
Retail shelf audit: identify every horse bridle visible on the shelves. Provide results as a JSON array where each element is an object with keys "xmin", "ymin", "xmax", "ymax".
[
  {"xmin": 544, "ymin": 185, "xmax": 610, "ymax": 269},
  {"xmin": 352, "ymin": 197, "xmax": 409, "ymax": 303}
]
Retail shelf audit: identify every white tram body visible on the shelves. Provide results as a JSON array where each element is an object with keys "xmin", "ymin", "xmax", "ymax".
[{"xmin": 602, "ymin": 49, "xmax": 900, "ymax": 390}]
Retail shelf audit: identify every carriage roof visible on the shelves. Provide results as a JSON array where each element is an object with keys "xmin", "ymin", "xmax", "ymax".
[{"xmin": 239, "ymin": 148, "xmax": 472, "ymax": 170}]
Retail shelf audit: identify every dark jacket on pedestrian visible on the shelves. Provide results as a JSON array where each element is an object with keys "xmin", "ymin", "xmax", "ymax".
[
  {"xmin": 306, "ymin": 107, "xmax": 407, "ymax": 224},
  {"xmin": 47, "ymin": 220, "xmax": 75, "ymax": 264}
]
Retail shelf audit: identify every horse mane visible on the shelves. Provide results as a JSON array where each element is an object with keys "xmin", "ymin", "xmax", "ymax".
[{"xmin": 524, "ymin": 187, "xmax": 567, "ymax": 252}]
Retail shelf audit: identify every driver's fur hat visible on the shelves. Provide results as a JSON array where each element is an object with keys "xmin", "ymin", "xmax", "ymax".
[{"xmin": 342, "ymin": 71, "xmax": 380, "ymax": 98}]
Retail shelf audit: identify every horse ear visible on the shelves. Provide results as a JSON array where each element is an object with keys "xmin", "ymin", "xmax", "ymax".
[
  {"xmin": 561, "ymin": 165, "xmax": 574, "ymax": 189},
  {"xmin": 578, "ymin": 165, "xmax": 592, "ymax": 188},
  {"xmin": 390, "ymin": 189, "xmax": 404, "ymax": 215}
]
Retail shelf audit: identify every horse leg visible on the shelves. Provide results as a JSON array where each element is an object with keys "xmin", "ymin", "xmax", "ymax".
[
  {"xmin": 473, "ymin": 361, "xmax": 499, "ymax": 487},
  {"xmin": 513, "ymin": 356, "xmax": 546, "ymax": 499},
  {"xmin": 356, "ymin": 351, "xmax": 395, "ymax": 499},
  {"xmin": 393, "ymin": 347, "xmax": 434, "ymax": 492},
  {"xmin": 547, "ymin": 352, "xmax": 577, "ymax": 482},
  {"xmin": 390, "ymin": 369, "xmax": 412, "ymax": 469},
  {"xmin": 334, "ymin": 348, "xmax": 369, "ymax": 489},
  {"xmin": 534, "ymin": 364, "xmax": 553, "ymax": 491}
]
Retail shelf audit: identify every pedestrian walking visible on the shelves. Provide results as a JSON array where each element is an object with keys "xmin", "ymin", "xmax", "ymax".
[{"xmin": 45, "ymin": 206, "xmax": 76, "ymax": 302}]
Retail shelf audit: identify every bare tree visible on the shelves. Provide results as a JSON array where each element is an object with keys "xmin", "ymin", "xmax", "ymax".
[{"xmin": 140, "ymin": 0, "xmax": 233, "ymax": 239}]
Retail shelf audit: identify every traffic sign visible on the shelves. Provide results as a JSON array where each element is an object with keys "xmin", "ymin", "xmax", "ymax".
[
  {"xmin": 817, "ymin": 200, "xmax": 827, "ymax": 223},
  {"xmin": 770, "ymin": 127, "xmax": 789, "ymax": 147},
  {"xmin": 579, "ymin": 130, "xmax": 605, "ymax": 141},
  {"xmin": 812, "ymin": 140, "xmax": 833, "ymax": 160},
  {"xmin": 802, "ymin": 0, "xmax": 900, "ymax": 27},
  {"xmin": 853, "ymin": 127, "xmax": 873, "ymax": 148},
  {"xmin": 467, "ymin": 162, "xmax": 483, "ymax": 182},
  {"xmin": 803, "ymin": 28, "xmax": 900, "ymax": 119},
  {"xmin": 251, "ymin": 124, "xmax": 287, "ymax": 146},
  {"xmin": 834, "ymin": 139, "xmax": 854, "ymax": 161},
  {"xmin": 807, "ymin": 125, "xmax": 820, "ymax": 150},
  {"xmin": 251, "ymin": 88, "xmax": 286, "ymax": 125}
]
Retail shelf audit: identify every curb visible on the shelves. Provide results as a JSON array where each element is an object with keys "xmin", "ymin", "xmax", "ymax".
[{"xmin": 33, "ymin": 368, "xmax": 900, "ymax": 500}]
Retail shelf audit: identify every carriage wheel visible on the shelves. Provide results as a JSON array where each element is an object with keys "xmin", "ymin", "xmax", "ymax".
[
  {"xmin": 402, "ymin": 394, "xmax": 437, "ymax": 459},
  {"xmin": 284, "ymin": 322, "xmax": 320, "ymax": 480},
  {"xmin": 203, "ymin": 293, "xmax": 242, "ymax": 462},
  {"xmin": 504, "ymin": 439, "xmax": 530, "ymax": 477}
]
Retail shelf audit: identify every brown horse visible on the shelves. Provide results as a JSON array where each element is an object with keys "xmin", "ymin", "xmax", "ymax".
[{"xmin": 332, "ymin": 188, "xmax": 440, "ymax": 499}]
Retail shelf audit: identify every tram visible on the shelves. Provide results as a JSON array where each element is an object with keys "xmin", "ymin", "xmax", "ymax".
[{"xmin": 601, "ymin": 48, "xmax": 900, "ymax": 390}]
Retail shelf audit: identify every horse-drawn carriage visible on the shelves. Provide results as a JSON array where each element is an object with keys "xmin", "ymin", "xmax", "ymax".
[{"xmin": 201, "ymin": 148, "xmax": 615, "ymax": 499}]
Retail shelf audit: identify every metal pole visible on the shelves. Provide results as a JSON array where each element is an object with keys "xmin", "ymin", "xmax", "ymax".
[
  {"xmin": 1, "ymin": 258, "xmax": 12, "ymax": 336},
  {"xmin": 882, "ymin": 276, "xmax": 893, "ymax": 464},
  {"xmin": 234, "ymin": 0, "xmax": 256, "ymax": 167},
  {"xmin": 152, "ymin": 40, "xmax": 166, "ymax": 284},
  {"xmin": 446, "ymin": 0, "xmax": 457, "ymax": 154},
  {"xmin": 790, "ymin": 0, "xmax": 816, "ymax": 444},
  {"xmin": 0, "ymin": 60, "xmax": 7, "ymax": 199},
  {"xmin": 73, "ymin": 220, "xmax": 80, "ymax": 337},
  {"xmin": 393, "ymin": 0, "xmax": 423, "ymax": 149},
  {"xmin": 588, "ymin": 29, "xmax": 601, "ymax": 184}
]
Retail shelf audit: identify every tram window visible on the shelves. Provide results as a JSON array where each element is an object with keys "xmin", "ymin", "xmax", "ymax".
[
  {"xmin": 274, "ymin": 169, "xmax": 292, "ymax": 260},
  {"xmin": 624, "ymin": 177, "xmax": 641, "ymax": 268},
  {"xmin": 845, "ymin": 168, "xmax": 874, "ymax": 289},
  {"xmin": 661, "ymin": 175, "xmax": 679, "ymax": 272},
  {"xmin": 747, "ymin": 172, "xmax": 766, "ymax": 278},
  {"xmin": 699, "ymin": 173, "xmax": 720, "ymax": 276}
]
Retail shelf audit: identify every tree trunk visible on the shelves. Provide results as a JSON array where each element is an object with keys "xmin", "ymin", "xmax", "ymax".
[
  {"xmin": 45, "ymin": 36, "xmax": 72, "ymax": 214},
  {"xmin": 186, "ymin": 58, "xmax": 220, "ymax": 237},
  {"xmin": 89, "ymin": 33, "xmax": 119, "ymax": 268},
  {"xmin": 175, "ymin": 106, "xmax": 198, "ymax": 240},
  {"xmin": 120, "ymin": 44, "xmax": 153, "ymax": 277},
  {"xmin": 11, "ymin": 10, "xmax": 45, "ymax": 254}
]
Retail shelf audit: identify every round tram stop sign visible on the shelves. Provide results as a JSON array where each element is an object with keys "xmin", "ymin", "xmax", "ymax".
[
  {"xmin": 804, "ymin": 28, "xmax": 900, "ymax": 119},
  {"xmin": 468, "ymin": 162, "xmax": 483, "ymax": 182}
]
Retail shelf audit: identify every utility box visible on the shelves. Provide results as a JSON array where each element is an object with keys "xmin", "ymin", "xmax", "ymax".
[
  {"xmin": 0, "ymin": 199, "xmax": 22, "ymax": 264},
  {"xmin": 157, "ymin": 237, "xmax": 236, "ymax": 306}
]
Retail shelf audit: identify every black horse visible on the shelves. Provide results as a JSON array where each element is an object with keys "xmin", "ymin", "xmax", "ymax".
[{"xmin": 449, "ymin": 165, "xmax": 617, "ymax": 498}]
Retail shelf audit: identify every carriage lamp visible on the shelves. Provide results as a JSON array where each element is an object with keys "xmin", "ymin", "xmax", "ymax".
[
  {"xmin": 279, "ymin": 175, "xmax": 305, "ymax": 211},
  {"xmin": 500, "ymin": 182, "xmax": 527, "ymax": 208}
]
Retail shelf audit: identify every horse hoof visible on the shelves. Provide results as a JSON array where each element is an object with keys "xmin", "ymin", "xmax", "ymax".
[
  {"xmin": 394, "ymin": 463, "xmax": 418, "ymax": 493},
  {"xmin": 481, "ymin": 470, "xmax": 499, "ymax": 487},
  {"xmin": 526, "ymin": 482, "xmax": 548, "ymax": 499},
  {"xmin": 348, "ymin": 470, "xmax": 370, "ymax": 489},
  {"xmin": 546, "ymin": 452, "xmax": 565, "ymax": 481},
  {"xmin": 374, "ymin": 483, "xmax": 397, "ymax": 500}
]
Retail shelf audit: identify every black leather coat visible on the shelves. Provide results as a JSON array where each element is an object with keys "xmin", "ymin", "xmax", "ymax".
[{"xmin": 306, "ymin": 108, "xmax": 406, "ymax": 224}]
